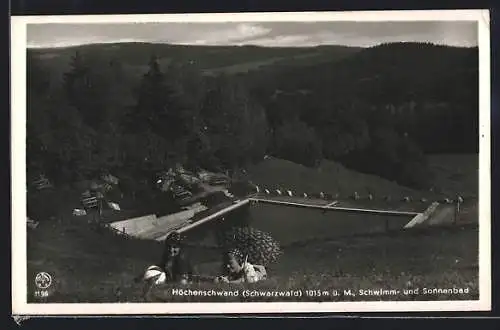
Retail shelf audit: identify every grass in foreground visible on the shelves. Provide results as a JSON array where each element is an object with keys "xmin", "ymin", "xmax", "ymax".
[
  {"xmin": 27, "ymin": 217, "xmax": 478, "ymax": 303},
  {"xmin": 149, "ymin": 224, "xmax": 479, "ymax": 302}
]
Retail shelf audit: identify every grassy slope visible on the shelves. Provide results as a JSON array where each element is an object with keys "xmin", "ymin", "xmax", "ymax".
[
  {"xmin": 244, "ymin": 156, "xmax": 429, "ymax": 199},
  {"xmin": 26, "ymin": 154, "xmax": 479, "ymax": 303},
  {"xmin": 426, "ymin": 154, "xmax": 479, "ymax": 199},
  {"xmin": 150, "ymin": 224, "xmax": 478, "ymax": 302},
  {"xmin": 243, "ymin": 155, "xmax": 479, "ymax": 224},
  {"xmin": 27, "ymin": 220, "xmax": 163, "ymax": 302},
  {"xmin": 28, "ymin": 219, "xmax": 478, "ymax": 302}
]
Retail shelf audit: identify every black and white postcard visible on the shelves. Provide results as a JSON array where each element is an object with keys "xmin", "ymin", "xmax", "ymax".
[{"xmin": 11, "ymin": 9, "xmax": 491, "ymax": 315}]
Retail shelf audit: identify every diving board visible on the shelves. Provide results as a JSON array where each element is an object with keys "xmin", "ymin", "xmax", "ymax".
[{"xmin": 404, "ymin": 202, "xmax": 441, "ymax": 228}]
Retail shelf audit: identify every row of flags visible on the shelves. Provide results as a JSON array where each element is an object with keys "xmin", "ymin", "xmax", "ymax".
[{"xmin": 252, "ymin": 185, "xmax": 464, "ymax": 204}]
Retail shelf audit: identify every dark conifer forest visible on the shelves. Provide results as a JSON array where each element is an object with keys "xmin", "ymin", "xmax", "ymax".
[{"xmin": 27, "ymin": 42, "xmax": 479, "ymax": 191}]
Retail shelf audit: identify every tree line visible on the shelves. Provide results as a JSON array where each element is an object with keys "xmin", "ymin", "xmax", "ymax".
[
  {"xmin": 27, "ymin": 51, "xmax": 269, "ymax": 189},
  {"xmin": 27, "ymin": 42, "xmax": 479, "ymax": 192},
  {"xmin": 237, "ymin": 42, "xmax": 479, "ymax": 187}
]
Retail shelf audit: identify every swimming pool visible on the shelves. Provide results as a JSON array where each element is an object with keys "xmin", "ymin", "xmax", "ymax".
[{"xmin": 183, "ymin": 201, "xmax": 415, "ymax": 248}]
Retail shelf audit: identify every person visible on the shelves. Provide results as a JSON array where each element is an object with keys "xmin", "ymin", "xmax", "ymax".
[
  {"xmin": 214, "ymin": 248, "xmax": 267, "ymax": 284},
  {"xmin": 159, "ymin": 231, "xmax": 194, "ymax": 284}
]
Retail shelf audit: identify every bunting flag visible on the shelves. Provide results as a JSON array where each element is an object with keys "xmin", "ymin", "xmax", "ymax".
[{"xmin": 253, "ymin": 185, "xmax": 459, "ymax": 205}]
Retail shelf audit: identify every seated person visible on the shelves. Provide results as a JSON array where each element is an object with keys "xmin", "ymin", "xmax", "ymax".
[
  {"xmin": 215, "ymin": 248, "xmax": 267, "ymax": 284},
  {"xmin": 159, "ymin": 231, "xmax": 194, "ymax": 284}
]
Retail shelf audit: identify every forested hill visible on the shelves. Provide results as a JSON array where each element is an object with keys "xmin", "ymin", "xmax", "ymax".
[
  {"xmin": 238, "ymin": 42, "xmax": 479, "ymax": 155},
  {"xmin": 29, "ymin": 43, "xmax": 361, "ymax": 81},
  {"xmin": 244, "ymin": 42, "xmax": 478, "ymax": 101},
  {"xmin": 27, "ymin": 42, "xmax": 478, "ymax": 191}
]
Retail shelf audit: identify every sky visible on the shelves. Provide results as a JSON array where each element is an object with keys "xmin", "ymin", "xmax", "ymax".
[{"xmin": 26, "ymin": 21, "xmax": 478, "ymax": 49}]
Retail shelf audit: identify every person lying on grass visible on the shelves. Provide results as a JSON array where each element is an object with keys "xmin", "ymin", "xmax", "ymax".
[
  {"xmin": 159, "ymin": 231, "xmax": 194, "ymax": 285},
  {"xmin": 134, "ymin": 231, "xmax": 194, "ymax": 286},
  {"xmin": 214, "ymin": 248, "xmax": 267, "ymax": 284}
]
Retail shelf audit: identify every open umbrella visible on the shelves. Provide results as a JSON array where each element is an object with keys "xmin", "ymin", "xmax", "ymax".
[{"xmin": 218, "ymin": 226, "xmax": 282, "ymax": 266}]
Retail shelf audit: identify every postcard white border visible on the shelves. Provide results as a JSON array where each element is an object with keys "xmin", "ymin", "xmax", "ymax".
[{"xmin": 11, "ymin": 9, "xmax": 491, "ymax": 315}]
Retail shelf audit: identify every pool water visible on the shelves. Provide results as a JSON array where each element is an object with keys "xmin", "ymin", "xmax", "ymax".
[{"xmin": 183, "ymin": 202, "xmax": 414, "ymax": 248}]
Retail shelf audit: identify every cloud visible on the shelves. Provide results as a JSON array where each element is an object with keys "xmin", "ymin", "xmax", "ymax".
[
  {"xmin": 176, "ymin": 23, "xmax": 271, "ymax": 45},
  {"xmin": 26, "ymin": 21, "xmax": 477, "ymax": 49},
  {"xmin": 238, "ymin": 35, "xmax": 309, "ymax": 47},
  {"xmin": 27, "ymin": 22, "xmax": 272, "ymax": 48}
]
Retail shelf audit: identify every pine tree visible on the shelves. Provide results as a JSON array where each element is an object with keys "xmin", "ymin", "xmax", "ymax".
[
  {"xmin": 63, "ymin": 51, "xmax": 108, "ymax": 129},
  {"xmin": 200, "ymin": 76, "xmax": 269, "ymax": 171}
]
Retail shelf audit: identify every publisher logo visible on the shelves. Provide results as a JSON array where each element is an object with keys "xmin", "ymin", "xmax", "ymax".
[{"xmin": 35, "ymin": 272, "xmax": 52, "ymax": 290}]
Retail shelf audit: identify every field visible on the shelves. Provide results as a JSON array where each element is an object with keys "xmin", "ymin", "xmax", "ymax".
[
  {"xmin": 27, "ymin": 217, "xmax": 478, "ymax": 303},
  {"xmin": 158, "ymin": 223, "xmax": 478, "ymax": 303},
  {"xmin": 25, "ymin": 154, "xmax": 480, "ymax": 303}
]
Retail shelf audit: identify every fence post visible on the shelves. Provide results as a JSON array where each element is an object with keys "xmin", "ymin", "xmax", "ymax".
[{"xmin": 454, "ymin": 200, "xmax": 460, "ymax": 225}]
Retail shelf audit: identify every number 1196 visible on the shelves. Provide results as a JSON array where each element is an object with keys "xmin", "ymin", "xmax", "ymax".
[{"xmin": 34, "ymin": 290, "xmax": 49, "ymax": 298}]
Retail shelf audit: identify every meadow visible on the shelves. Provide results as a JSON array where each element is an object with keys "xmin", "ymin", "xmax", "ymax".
[
  {"xmin": 27, "ymin": 216, "xmax": 478, "ymax": 303},
  {"xmin": 26, "ymin": 154, "xmax": 480, "ymax": 303}
]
